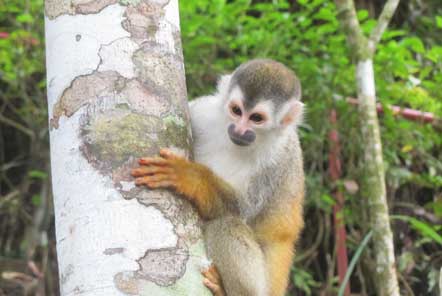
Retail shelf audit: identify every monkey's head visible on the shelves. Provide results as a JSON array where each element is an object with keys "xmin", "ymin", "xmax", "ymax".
[{"xmin": 219, "ymin": 59, "xmax": 303, "ymax": 147}]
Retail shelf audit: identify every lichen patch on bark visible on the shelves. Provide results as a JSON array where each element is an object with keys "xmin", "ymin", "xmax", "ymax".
[
  {"xmin": 122, "ymin": 2, "xmax": 163, "ymax": 42},
  {"xmin": 104, "ymin": 247, "xmax": 125, "ymax": 255},
  {"xmin": 120, "ymin": 79, "xmax": 170, "ymax": 115},
  {"xmin": 81, "ymin": 110, "xmax": 162, "ymax": 171},
  {"xmin": 115, "ymin": 241, "xmax": 210, "ymax": 295},
  {"xmin": 76, "ymin": 0, "xmax": 119, "ymax": 14},
  {"xmin": 130, "ymin": 189, "xmax": 202, "ymax": 244},
  {"xmin": 133, "ymin": 44, "xmax": 186, "ymax": 107},
  {"xmin": 45, "ymin": 0, "xmax": 74, "ymax": 19},
  {"xmin": 115, "ymin": 246, "xmax": 188, "ymax": 293},
  {"xmin": 50, "ymin": 71, "xmax": 123, "ymax": 129},
  {"xmin": 45, "ymin": 0, "xmax": 119, "ymax": 19},
  {"xmin": 138, "ymin": 247, "xmax": 189, "ymax": 286},
  {"xmin": 60, "ymin": 264, "xmax": 75, "ymax": 285},
  {"xmin": 50, "ymin": 72, "xmax": 171, "ymax": 129}
]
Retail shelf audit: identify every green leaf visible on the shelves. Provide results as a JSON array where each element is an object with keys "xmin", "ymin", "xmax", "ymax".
[
  {"xmin": 16, "ymin": 13, "xmax": 34, "ymax": 23},
  {"xmin": 28, "ymin": 170, "xmax": 48, "ymax": 179},
  {"xmin": 338, "ymin": 230, "xmax": 373, "ymax": 296},
  {"xmin": 434, "ymin": 202, "xmax": 442, "ymax": 218},
  {"xmin": 357, "ymin": 9, "xmax": 369, "ymax": 21},
  {"xmin": 382, "ymin": 30, "xmax": 406, "ymax": 40},
  {"xmin": 402, "ymin": 37, "xmax": 425, "ymax": 53},
  {"xmin": 392, "ymin": 215, "xmax": 442, "ymax": 245},
  {"xmin": 313, "ymin": 7, "xmax": 335, "ymax": 21},
  {"xmin": 292, "ymin": 267, "xmax": 320, "ymax": 295},
  {"xmin": 321, "ymin": 194, "xmax": 336, "ymax": 206},
  {"xmin": 31, "ymin": 194, "xmax": 41, "ymax": 206},
  {"xmin": 436, "ymin": 16, "xmax": 442, "ymax": 28}
]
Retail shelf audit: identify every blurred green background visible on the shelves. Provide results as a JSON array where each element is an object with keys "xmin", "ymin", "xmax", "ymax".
[{"xmin": 1, "ymin": 0, "xmax": 442, "ymax": 295}]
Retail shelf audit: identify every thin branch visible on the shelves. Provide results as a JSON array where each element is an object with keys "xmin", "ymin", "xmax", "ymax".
[
  {"xmin": 369, "ymin": 0, "xmax": 400, "ymax": 48},
  {"xmin": 334, "ymin": 0, "xmax": 366, "ymax": 60},
  {"xmin": 0, "ymin": 114, "xmax": 35, "ymax": 139}
]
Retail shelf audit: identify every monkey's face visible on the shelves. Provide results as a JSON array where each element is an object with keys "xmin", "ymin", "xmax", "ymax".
[
  {"xmin": 225, "ymin": 88, "xmax": 304, "ymax": 147},
  {"xmin": 225, "ymin": 88, "xmax": 275, "ymax": 147}
]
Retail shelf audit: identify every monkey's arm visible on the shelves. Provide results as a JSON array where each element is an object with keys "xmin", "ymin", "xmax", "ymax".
[{"xmin": 131, "ymin": 149, "xmax": 237, "ymax": 220}]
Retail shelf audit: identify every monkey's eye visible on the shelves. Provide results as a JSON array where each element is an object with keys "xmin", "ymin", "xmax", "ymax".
[
  {"xmin": 231, "ymin": 105, "xmax": 242, "ymax": 116},
  {"xmin": 249, "ymin": 113, "xmax": 264, "ymax": 123}
]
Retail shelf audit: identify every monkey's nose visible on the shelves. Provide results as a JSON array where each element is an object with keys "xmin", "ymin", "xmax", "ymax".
[
  {"xmin": 228, "ymin": 124, "xmax": 256, "ymax": 146},
  {"xmin": 233, "ymin": 123, "xmax": 248, "ymax": 136}
]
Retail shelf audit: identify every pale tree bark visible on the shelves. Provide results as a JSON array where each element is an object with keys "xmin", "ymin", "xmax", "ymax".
[
  {"xmin": 440, "ymin": 268, "xmax": 442, "ymax": 296},
  {"xmin": 44, "ymin": 1, "xmax": 210, "ymax": 295},
  {"xmin": 334, "ymin": 0, "xmax": 401, "ymax": 295}
]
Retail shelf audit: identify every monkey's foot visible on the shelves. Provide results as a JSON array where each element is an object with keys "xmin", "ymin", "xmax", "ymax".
[{"xmin": 202, "ymin": 265, "xmax": 226, "ymax": 296}]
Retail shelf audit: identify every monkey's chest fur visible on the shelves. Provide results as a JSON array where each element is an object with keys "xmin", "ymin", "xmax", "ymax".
[
  {"xmin": 192, "ymin": 119, "xmax": 280, "ymax": 220},
  {"xmin": 194, "ymin": 131, "xmax": 255, "ymax": 199}
]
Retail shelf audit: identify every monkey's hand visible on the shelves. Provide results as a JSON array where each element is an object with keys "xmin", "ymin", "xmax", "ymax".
[
  {"xmin": 131, "ymin": 148, "xmax": 191, "ymax": 193},
  {"xmin": 202, "ymin": 265, "xmax": 226, "ymax": 296},
  {"xmin": 131, "ymin": 148, "xmax": 233, "ymax": 219},
  {"xmin": 132, "ymin": 149, "xmax": 200, "ymax": 200}
]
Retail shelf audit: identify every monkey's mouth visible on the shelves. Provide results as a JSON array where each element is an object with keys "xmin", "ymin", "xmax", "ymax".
[{"xmin": 229, "ymin": 135, "xmax": 251, "ymax": 146}]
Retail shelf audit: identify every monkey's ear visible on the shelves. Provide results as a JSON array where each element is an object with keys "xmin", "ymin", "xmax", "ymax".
[
  {"xmin": 216, "ymin": 74, "xmax": 232, "ymax": 96},
  {"xmin": 279, "ymin": 100, "xmax": 304, "ymax": 127}
]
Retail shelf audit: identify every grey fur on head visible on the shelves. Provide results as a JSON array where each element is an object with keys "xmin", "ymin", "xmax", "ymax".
[{"xmin": 229, "ymin": 59, "xmax": 301, "ymax": 109}]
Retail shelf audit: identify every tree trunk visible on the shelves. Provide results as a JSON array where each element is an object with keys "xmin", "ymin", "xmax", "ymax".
[
  {"xmin": 335, "ymin": 0, "xmax": 400, "ymax": 295},
  {"xmin": 440, "ymin": 267, "xmax": 442, "ymax": 295},
  {"xmin": 356, "ymin": 59, "xmax": 399, "ymax": 296},
  {"xmin": 44, "ymin": 1, "xmax": 210, "ymax": 295}
]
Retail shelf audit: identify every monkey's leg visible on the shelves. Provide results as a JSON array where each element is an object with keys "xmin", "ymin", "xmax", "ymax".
[
  {"xmin": 204, "ymin": 217, "xmax": 268, "ymax": 296},
  {"xmin": 263, "ymin": 241, "xmax": 294, "ymax": 296},
  {"xmin": 132, "ymin": 148, "xmax": 237, "ymax": 220}
]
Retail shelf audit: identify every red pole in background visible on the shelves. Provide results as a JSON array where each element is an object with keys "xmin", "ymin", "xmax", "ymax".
[
  {"xmin": 347, "ymin": 98, "xmax": 440, "ymax": 124},
  {"xmin": 328, "ymin": 109, "xmax": 351, "ymax": 296}
]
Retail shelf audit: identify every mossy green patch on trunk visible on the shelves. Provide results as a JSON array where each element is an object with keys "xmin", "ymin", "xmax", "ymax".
[{"xmin": 81, "ymin": 110, "xmax": 162, "ymax": 172}]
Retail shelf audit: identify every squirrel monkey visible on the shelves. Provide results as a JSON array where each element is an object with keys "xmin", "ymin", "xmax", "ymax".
[{"xmin": 132, "ymin": 59, "xmax": 305, "ymax": 296}]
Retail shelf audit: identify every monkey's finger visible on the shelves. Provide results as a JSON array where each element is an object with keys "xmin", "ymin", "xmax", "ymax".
[
  {"xmin": 138, "ymin": 157, "xmax": 169, "ymax": 166},
  {"xmin": 144, "ymin": 180, "xmax": 175, "ymax": 189},
  {"xmin": 203, "ymin": 279, "xmax": 224, "ymax": 296},
  {"xmin": 131, "ymin": 166, "xmax": 172, "ymax": 177},
  {"xmin": 208, "ymin": 265, "xmax": 221, "ymax": 281},
  {"xmin": 202, "ymin": 269, "xmax": 218, "ymax": 284},
  {"xmin": 135, "ymin": 176, "xmax": 175, "ymax": 187},
  {"xmin": 147, "ymin": 174, "xmax": 177, "ymax": 182},
  {"xmin": 159, "ymin": 148, "xmax": 182, "ymax": 160},
  {"xmin": 135, "ymin": 174, "xmax": 176, "ymax": 185}
]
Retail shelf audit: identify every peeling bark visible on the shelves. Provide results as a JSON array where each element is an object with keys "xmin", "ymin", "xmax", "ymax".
[
  {"xmin": 334, "ymin": 0, "xmax": 401, "ymax": 295},
  {"xmin": 45, "ymin": 1, "xmax": 210, "ymax": 295},
  {"xmin": 45, "ymin": 0, "xmax": 119, "ymax": 20}
]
